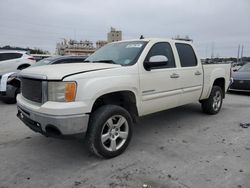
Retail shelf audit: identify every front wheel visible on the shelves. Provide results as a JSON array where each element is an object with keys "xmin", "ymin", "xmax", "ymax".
[
  {"xmin": 201, "ymin": 86, "xmax": 223, "ymax": 115},
  {"xmin": 86, "ymin": 105, "xmax": 133, "ymax": 158}
]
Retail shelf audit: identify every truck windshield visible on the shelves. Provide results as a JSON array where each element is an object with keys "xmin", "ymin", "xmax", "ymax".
[{"xmin": 85, "ymin": 41, "xmax": 147, "ymax": 66}]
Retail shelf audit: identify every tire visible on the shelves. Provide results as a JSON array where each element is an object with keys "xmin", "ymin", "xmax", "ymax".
[
  {"xmin": 86, "ymin": 105, "xmax": 133, "ymax": 158},
  {"xmin": 2, "ymin": 88, "xmax": 19, "ymax": 104},
  {"xmin": 2, "ymin": 97, "xmax": 16, "ymax": 104},
  {"xmin": 201, "ymin": 86, "xmax": 223, "ymax": 115}
]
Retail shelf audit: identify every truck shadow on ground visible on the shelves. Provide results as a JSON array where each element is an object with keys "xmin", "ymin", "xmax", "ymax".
[{"xmin": 227, "ymin": 91, "xmax": 250, "ymax": 96}]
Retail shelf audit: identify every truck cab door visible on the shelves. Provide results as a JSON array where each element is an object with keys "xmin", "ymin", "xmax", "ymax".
[
  {"xmin": 174, "ymin": 43, "xmax": 203, "ymax": 105},
  {"xmin": 139, "ymin": 42, "xmax": 182, "ymax": 116}
]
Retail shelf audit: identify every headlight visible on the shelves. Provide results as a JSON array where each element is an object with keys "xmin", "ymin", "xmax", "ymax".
[{"xmin": 48, "ymin": 81, "xmax": 76, "ymax": 102}]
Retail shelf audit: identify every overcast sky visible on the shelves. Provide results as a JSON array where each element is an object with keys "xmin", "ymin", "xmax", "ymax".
[{"xmin": 0, "ymin": 0, "xmax": 249, "ymax": 58}]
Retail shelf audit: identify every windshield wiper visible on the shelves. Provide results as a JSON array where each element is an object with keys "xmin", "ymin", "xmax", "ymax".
[{"xmin": 93, "ymin": 60, "xmax": 117, "ymax": 64}]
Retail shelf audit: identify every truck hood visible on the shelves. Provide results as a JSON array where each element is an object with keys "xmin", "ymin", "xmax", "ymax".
[{"xmin": 19, "ymin": 63, "xmax": 121, "ymax": 80}]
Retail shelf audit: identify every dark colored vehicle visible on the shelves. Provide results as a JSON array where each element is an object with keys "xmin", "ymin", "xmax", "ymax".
[
  {"xmin": 0, "ymin": 56, "xmax": 87, "ymax": 104},
  {"xmin": 229, "ymin": 63, "xmax": 250, "ymax": 92}
]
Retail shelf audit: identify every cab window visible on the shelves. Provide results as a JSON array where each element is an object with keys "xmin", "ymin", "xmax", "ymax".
[{"xmin": 175, "ymin": 43, "xmax": 197, "ymax": 67}]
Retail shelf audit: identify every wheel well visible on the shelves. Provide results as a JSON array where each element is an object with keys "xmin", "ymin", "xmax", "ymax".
[
  {"xmin": 91, "ymin": 91, "xmax": 138, "ymax": 122},
  {"xmin": 213, "ymin": 78, "xmax": 225, "ymax": 98},
  {"xmin": 17, "ymin": 64, "xmax": 30, "ymax": 70}
]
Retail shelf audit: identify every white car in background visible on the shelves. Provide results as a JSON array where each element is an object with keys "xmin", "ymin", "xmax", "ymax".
[{"xmin": 0, "ymin": 50, "xmax": 35, "ymax": 73}]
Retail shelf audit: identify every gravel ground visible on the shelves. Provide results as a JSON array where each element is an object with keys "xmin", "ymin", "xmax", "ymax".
[{"xmin": 0, "ymin": 92, "xmax": 250, "ymax": 188}]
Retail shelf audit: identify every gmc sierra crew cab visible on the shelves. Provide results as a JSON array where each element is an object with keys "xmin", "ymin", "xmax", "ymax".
[{"xmin": 16, "ymin": 38, "xmax": 231, "ymax": 158}]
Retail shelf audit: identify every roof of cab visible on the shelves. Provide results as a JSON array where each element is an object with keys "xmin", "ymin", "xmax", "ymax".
[{"xmin": 113, "ymin": 38, "xmax": 193, "ymax": 44}]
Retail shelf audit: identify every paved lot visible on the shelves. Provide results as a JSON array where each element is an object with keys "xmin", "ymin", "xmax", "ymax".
[{"xmin": 0, "ymin": 93, "xmax": 250, "ymax": 188}]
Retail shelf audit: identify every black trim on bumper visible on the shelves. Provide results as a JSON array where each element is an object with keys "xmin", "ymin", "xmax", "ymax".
[{"xmin": 17, "ymin": 110, "xmax": 46, "ymax": 136}]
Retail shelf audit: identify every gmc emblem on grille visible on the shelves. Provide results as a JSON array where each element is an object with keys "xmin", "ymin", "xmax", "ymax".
[{"xmin": 239, "ymin": 80, "xmax": 244, "ymax": 84}]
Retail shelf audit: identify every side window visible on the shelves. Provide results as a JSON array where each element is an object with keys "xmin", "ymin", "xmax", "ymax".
[
  {"xmin": 175, "ymin": 43, "xmax": 197, "ymax": 67},
  {"xmin": 145, "ymin": 42, "xmax": 176, "ymax": 69},
  {"xmin": 13, "ymin": 53, "xmax": 23, "ymax": 59},
  {"xmin": 0, "ymin": 53, "xmax": 22, "ymax": 61}
]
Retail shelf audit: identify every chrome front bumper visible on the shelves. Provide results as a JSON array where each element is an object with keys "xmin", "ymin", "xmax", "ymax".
[{"xmin": 17, "ymin": 104, "xmax": 89, "ymax": 136}]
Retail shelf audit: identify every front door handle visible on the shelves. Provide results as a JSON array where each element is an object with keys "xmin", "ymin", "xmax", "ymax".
[
  {"xmin": 195, "ymin": 71, "xmax": 202, "ymax": 76},
  {"xmin": 170, "ymin": 73, "xmax": 180, "ymax": 79}
]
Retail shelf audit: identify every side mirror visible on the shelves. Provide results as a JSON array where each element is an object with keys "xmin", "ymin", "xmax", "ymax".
[{"xmin": 144, "ymin": 55, "xmax": 168, "ymax": 71}]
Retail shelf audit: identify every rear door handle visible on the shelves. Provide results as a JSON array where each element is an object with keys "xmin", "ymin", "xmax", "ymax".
[
  {"xmin": 195, "ymin": 71, "xmax": 202, "ymax": 76},
  {"xmin": 170, "ymin": 73, "xmax": 180, "ymax": 79}
]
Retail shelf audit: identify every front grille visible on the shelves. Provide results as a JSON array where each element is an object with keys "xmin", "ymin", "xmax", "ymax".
[
  {"xmin": 21, "ymin": 78, "xmax": 43, "ymax": 103},
  {"xmin": 230, "ymin": 80, "xmax": 250, "ymax": 90}
]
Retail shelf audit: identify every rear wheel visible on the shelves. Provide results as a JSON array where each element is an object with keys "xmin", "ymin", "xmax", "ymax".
[
  {"xmin": 86, "ymin": 105, "xmax": 133, "ymax": 158},
  {"xmin": 201, "ymin": 86, "xmax": 223, "ymax": 115}
]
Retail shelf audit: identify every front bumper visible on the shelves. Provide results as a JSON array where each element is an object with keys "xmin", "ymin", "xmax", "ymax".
[
  {"xmin": 229, "ymin": 79, "xmax": 250, "ymax": 92},
  {"xmin": 17, "ymin": 100, "xmax": 89, "ymax": 137}
]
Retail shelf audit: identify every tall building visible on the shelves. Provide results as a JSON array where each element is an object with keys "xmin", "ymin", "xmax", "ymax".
[{"xmin": 107, "ymin": 27, "xmax": 122, "ymax": 43}]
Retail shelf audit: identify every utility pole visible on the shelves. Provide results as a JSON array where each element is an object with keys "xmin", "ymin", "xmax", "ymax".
[
  {"xmin": 237, "ymin": 45, "xmax": 240, "ymax": 63},
  {"xmin": 211, "ymin": 42, "xmax": 214, "ymax": 61},
  {"xmin": 240, "ymin": 45, "xmax": 244, "ymax": 63},
  {"xmin": 205, "ymin": 45, "xmax": 208, "ymax": 58}
]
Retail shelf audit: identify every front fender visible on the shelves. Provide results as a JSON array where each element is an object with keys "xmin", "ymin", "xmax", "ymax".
[{"xmin": 73, "ymin": 75, "xmax": 141, "ymax": 113}]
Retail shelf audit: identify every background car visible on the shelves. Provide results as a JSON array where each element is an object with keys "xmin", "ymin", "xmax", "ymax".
[
  {"xmin": 0, "ymin": 55, "xmax": 87, "ymax": 104},
  {"xmin": 32, "ymin": 55, "xmax": 87, "ymax": 67},
  {"xmin": 0, "ymin": 50, "xmax": 35, "ymax": 73},
  {"xmin": 229, "ymin": 62, "xmax": 250, "ymax": 92}
]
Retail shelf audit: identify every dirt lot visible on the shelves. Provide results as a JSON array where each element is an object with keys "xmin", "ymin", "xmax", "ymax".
[{"xmin": 0, "ymin": 93, "xmax": 250, "ymax": 188}]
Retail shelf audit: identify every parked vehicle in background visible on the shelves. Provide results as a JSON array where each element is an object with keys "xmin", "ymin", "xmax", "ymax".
[
  {"xmin": 231, "ymin": 63, "xmax": 242, "ymax": 72},
  {"xmin": 0, "ymin": 50, "xmax": 35, "ymax": 73},
  {"xmin": 31, "ymin": 54, "xmax": 52, "ymax": 62},
  {"xmin": 16, "ymin": 38, "xmax": 231, "ymax": 158},
  {"xmin": 32, "ymin": 55, "xmax": 87, "ymax": 67},
  {"xmin": 229, "ymin": 62, "xmax": 250, "ymax": 92},
  {"xmin": 0, "ymin": 55, "xmax": 87, "ymax": 104}
]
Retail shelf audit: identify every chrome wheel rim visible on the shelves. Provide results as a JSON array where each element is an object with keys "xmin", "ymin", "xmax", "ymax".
[
  {"xmin": 101, "ymin": 115, "xmax": 129, "ymax": 152},
  {"xmin": 212, "ymin": 91, "xmax": 222, "ymax": 111}
]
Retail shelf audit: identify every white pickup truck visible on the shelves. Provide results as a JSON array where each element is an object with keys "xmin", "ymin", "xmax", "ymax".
[{"xmin": 17, "ymin": 38, "xmax": 231, "ymax": 158}]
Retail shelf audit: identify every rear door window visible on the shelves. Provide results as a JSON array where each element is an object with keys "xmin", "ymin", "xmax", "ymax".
[{"xmin": 175, "ymin": 43, "xmax": 197, "ymax": 67}]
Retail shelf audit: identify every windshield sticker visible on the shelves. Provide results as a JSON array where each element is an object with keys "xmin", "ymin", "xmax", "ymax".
[{"xmin": 126, "ymin": 44, "xmax": 143, "ymax": 48}]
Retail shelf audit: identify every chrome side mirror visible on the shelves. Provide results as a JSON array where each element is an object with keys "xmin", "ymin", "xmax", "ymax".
[{"xmin": 144, "ymin": 55, "xmax": 168, "ymax": 71}]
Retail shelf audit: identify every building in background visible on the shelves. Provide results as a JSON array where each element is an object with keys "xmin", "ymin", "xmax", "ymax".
[
  {"xmin": 56, "ymin": 27, "xmax": 122, "ymax": 55},
  {"xmin": 96, "ymin": 40, "xmax": 108, "ymax": 49},
  {"xmin": 56, "ymin": 39, "xmax": 95, "ymax": 56},
  {"xmin": 107, "ymin": 27, "xmax": 122, "ymax": 43}
]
